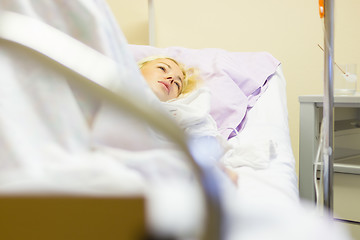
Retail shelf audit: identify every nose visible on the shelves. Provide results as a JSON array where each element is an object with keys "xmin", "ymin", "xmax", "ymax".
[{"xmin": 166, "ymin": 76, "xmax": 174, "ymax": 83}]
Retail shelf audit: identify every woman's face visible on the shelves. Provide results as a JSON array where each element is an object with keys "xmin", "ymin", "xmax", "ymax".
[{"xmin": 140, "ymin": 58, "xmax": 184, "ymax": 101}]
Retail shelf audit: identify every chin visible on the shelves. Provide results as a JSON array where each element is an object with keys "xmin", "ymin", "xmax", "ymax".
[{"xmin": 154, "ymin": 92, "xmax": 167, "ymax": 102}]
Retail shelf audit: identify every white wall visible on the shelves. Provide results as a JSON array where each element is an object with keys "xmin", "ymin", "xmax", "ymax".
[{"xmin": 106, "ymin": 0, "xmax": 149, "ymax": 45}]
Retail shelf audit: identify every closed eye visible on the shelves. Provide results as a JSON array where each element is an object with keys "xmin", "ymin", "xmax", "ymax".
[
  {"xmin": 174, "ymin": 81, "xmax": 183, "ymax": 93},
  {"xmin": 176, "ymin": 77, "xmax": 183, "ymax": 91}
]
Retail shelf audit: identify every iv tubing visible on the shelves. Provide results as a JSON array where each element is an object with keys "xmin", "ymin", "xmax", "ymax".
[{"xmin": 314, "ymin": 119, "xmax": 324, "ymax": 209}]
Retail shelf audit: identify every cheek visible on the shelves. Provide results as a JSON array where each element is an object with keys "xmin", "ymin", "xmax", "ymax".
[
  {"xmin": 140, "ymin": 69, "xmax": 150, "ymax": 82},
  {"xmin": 169, "ymin": 88, "xmax": 179, "ymax": 98},
  {"xmin": 142, "ymin": 70, "xmax": 159, "ymax": 85}
]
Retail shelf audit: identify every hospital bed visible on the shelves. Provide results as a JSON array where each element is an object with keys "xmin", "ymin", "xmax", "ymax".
[{"xmin": 0, "ymin": 1, "xmax": 353, "ymax": 240}]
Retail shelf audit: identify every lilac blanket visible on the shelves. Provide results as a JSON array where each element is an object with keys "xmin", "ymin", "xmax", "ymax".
[{"xmin": 129, "ymin": 45, "xmax": 280, "ymax": 139}]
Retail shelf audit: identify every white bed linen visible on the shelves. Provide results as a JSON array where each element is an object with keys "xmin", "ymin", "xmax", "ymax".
[
  {"xmin": 219, "ymin": 66, "xmax": 352, "ymax": 240},
  {"xmin": 228, "ymin": 65, "xmax": 299, "ymax": 204}
]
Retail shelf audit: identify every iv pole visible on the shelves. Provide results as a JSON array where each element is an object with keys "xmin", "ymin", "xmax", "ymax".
[
  {"xmin": 148, "ymin": 0, "xmax": 156, "ymax": 46},
  {"xmin": 322, "ymin": 0, "xmax": 334, "ymax": 215}
]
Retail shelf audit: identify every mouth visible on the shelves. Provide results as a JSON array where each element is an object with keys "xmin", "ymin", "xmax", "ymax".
[{"xmin": 158, "ymin": 81, "xmax": 170, "ymax": 94}]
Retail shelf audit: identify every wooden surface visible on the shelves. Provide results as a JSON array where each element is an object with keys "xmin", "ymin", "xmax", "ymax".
[{"xmin": 0, "ymin": 195, "xmax": 146, "ymax": 240}]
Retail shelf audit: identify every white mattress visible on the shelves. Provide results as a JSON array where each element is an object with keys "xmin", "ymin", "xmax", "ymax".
[
  {"xmin": 220, "ymin": 66, "xmax": 351, "ymax": 240},
  {"xmin": 231, "ymin": 65, "xmax": 299, "ymax": 204}
]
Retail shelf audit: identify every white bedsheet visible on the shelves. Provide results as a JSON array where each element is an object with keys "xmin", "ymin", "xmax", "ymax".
[
  {"xmin": 217, "ymin": 66, "xmax": 352, "ymax": 240},
  {"xmin": 229, "ymin": 65, "xmax": 299, "ymax": 203}
]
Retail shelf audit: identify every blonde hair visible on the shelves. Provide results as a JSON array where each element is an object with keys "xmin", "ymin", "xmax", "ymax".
[{"xmin": 138, "ymin": 56, "xmax": 200, "ymax": 97}]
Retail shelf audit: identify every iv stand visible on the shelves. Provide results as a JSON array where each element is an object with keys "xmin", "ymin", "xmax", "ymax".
[
  {"xmin": 323, "ymin": 0, "xmax": 334, "ymax": 215},
  {"xmin": 148, "ymin": 0, "xmax": 156, "ymax": 46}
]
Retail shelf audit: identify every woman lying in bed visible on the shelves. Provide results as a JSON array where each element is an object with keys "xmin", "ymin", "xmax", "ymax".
[{"xmin": 138, "ymin": 56, "xmax": 238, "ymax": 184}]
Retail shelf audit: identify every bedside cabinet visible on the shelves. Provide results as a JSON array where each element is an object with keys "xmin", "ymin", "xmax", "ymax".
[{"xmin": 299, "ymin": 95, "xmax": 360, "ymax": 239}]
